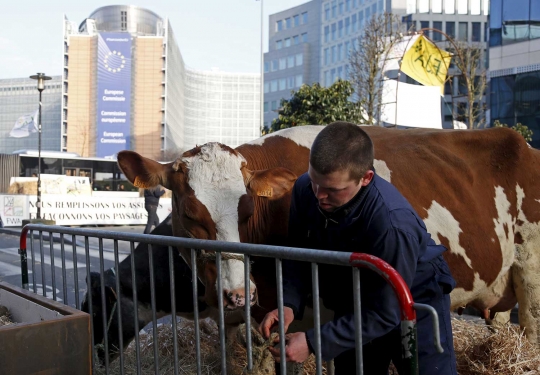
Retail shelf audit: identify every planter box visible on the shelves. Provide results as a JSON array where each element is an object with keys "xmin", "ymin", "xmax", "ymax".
[{"xmin": 0, "ymin": 282, "xmax": 91, "ymax": 375}]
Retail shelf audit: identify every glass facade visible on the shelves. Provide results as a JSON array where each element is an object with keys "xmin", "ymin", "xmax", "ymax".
[
  {"xmin": 490, "ymin": 0, "xmax": 540, "ymax": 47},
  {"xmin": 0, "ymin": 77, "xmax": 62, "ymax": 154},
  {"xmin": 491, "ymin": 73, "xmax": 540, "ymax": 148},
  {"xmin": 184, "ymin": 70, "xmax": 260, "ymax": 149}
]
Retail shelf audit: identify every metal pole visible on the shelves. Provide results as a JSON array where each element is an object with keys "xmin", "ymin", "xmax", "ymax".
[
  {"xmin": 37, "ymin": 89, "xmax": 42, "ymax": 220},
  {"xmin": 260, "ymin": 0, "xmax": 264, "ymax": 134}
]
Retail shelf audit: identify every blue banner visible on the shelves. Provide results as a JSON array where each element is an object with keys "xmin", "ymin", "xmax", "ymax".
[{"xmin": 96, "ymin": 32, "xmax": 132, "ymax": 158}]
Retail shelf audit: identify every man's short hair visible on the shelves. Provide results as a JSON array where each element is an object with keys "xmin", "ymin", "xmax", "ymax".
[{"xmin": 310, "ymin": 122, "xmax": 374, "ymax": 181}]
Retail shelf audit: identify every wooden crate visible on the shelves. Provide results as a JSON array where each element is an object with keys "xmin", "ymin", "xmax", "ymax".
[{"xmin": 0, "ymin": 282, "xmax": 90, "ymax": 374}]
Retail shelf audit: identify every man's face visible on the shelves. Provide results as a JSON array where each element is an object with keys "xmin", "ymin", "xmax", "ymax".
[{"xmin": 308, "ymin": 164, "xmax": 373, "ymax": 212}]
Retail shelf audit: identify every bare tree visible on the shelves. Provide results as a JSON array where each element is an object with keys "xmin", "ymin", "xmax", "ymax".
[
  {"xmin": 348, "ymin": 13, "xmax": 407, "ymax": 124},
  {"xmin": 450, "ymin": 42, "xmax": 487, "ymax": 129}
]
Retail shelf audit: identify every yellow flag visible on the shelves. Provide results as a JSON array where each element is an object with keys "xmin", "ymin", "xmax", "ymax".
[{"xmin": 400, "ymin": 35, "xmax": 452, "ymax": 95}]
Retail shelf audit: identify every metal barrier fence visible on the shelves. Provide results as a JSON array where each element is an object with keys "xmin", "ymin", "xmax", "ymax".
[{"xmin": 18, "ymin": 224, "xmax": 442, "ymax": 375}]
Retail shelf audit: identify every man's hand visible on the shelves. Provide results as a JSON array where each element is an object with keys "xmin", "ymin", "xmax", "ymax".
[
  {"xmin": 269, "ymin": 332, "xmax": 311, "ymax": 363},
  {"xmin": 258, "ymin": 307, "xmax": 295, "ymax": 339}
]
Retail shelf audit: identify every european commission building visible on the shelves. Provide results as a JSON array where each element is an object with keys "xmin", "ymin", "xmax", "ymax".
[{"xmin": 0, "ymin": 5, "xmax": 261, "ymax": 158}]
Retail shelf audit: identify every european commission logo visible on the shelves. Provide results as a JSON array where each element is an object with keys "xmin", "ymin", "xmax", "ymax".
[{"xmin": 103, "ymin": 51, "xmax": 126, "ymax": 73}]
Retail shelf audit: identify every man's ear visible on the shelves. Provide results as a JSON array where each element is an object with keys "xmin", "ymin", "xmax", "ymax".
[{"xmin": 244, "ymin": 167, "xmax": 297, "ymax": 200}]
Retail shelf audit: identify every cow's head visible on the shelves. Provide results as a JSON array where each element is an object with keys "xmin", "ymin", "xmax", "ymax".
[{"xmin": 117, "ymin": 143, "xmax": 297, "ymax": 310}]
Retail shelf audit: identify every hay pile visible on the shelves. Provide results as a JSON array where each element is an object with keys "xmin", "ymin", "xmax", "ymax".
[
  {"xmin": 95, "ymin": 317, "xmax": 540, "ymax": 375},
  {"xmin": 0, "ymin": 306, "xmax": 14, "ymax": 327},
  {"xmin": 8, "ymin": 181, "xmax": 36, "ymax": 195},
  {"xmin": 452, "ymin": 318, "xmax": 540, "ymax": 375}
]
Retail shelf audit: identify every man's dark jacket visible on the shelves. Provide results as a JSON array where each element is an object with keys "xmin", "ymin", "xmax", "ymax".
[
  {"xmin": 144, "ymin": 187, "xmax": 165, "ymax": 206},
  {"xmin": 282, "ymin": 172, "xmax": 456, "ymax": 361}
]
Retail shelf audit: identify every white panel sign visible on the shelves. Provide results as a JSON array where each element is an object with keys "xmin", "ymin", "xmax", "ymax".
[
  {"xmin": 0, "ymin": 195, "xmax": 172, "ymax": 227},
  {"xmin": 0, "ymin": 195, "xmax": 29, "ymax": 227}
]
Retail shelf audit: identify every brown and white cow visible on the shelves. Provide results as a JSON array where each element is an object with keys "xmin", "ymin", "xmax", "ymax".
[{"xmin": 118, "ymin": 124, "xmax": 540, "ymax": 344}]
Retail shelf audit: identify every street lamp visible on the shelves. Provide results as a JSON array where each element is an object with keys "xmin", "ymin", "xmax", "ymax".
[
  {"xmin": 29, "ymin": 73, "xmax": 51, "ymax": 221},
  {"xmin": 258, "ymin": 0, "xmax": 264, "ymax": 134}
]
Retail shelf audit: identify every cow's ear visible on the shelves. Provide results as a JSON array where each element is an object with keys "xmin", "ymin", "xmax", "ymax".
[
  {"xmin": 117, "ymin": 150, "xmax": 172, "ymax": 189},
  {"xmin": 245, "ymin": 167, "xmax": 297, "ymax": 201}
]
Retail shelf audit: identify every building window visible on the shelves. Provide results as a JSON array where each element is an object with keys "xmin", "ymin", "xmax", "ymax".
[
  {"xmin": 332, "ymin": 1, "xmax": 337, "ymax": 18},
  {"xmin": 338, "ymin": 66, "xmax": 343, "ymax": 79},
  {"xmin": 264, "ymin": 62, "xmax": 270, "ymax": 73},
  {"xmin": 338, "ymin": 20, "xmax": 343, "ymax": 38},
  {"xmin": 472, "ymin": 22, "xmax": 481, "ymax": 42},
  {"xmin": 420, "ymin": 21, "xmax": 429, "ymax": 32},
  {"xmin": 432, "ymin": 0, "xmax": 443, "ymax": 13},
  {"xmin": 286, "ymin": 18, "xmax": 292, "ymax": 29},
  {"xmin": 345, "ymin": 17, "xmax": 350, "ymax": 35},
  {"xmin": 331, "ymin": 68, "xmax": 337, "ymax": 83},
  {"xmin": 271, "ymin": 101, "xmax": 278, "ymax": 111},
  {"xmin": 371, "ymin": 3, "xmax": 377, "ymax": 16},
  {"xmin": 294, "ymin": 14, "xmax": 300, "ymax": 27},
  {"xmin": 459, "ymin": 22, "xmax": 468, "ymax": 41},
  {"xmin": 264, "ymin": 82, "xmax": 269, "ymax": 93},
  {"xmin": 325, "ymin": 4, "xmax": 330, "ymax": 20},
  {"xmin": 332, "ymin": 23, "xmax": 337, "ymax": 40},
  {"xmin": 365, "ymin": 8, "xmax": 371, "ymax": 22},
  {"xmin": 325, "ymin": 48, "xmax": 330, "ymax": 65},
  {"xmin": 445, "ymin": 0, "xmax": 455, "ymax": 14},
  {"xmin": 295, "ymin": 74, "xmax": 303, "ymax": 87},
  {"xmin": 302, "ymin": 33, "xmax": 308, "ymax": 43},
  {"xmin": 296, "ymin": 53, "xmax": 303, "ymax": 66},
  {"xmin": 293, "ymin": 35, "xmax": 300, "ymax": 44},
  {"xmin": 288, "ymin": 55, "xmax": 295, "ymax": 68},
  {"xmin": 325, "ymin": 26, "xmax": 330, "ymax": 43},
  {"xmin": 302, "ymin": 12, "xmax": 308, "ymax": 24},
  {"xmin": 433, "ymin": 21, "xmax": 443, "ymax": 41},
  {"xmin": 378, "ymin": 0, "xmax": 384, "ymax": 12},
  {"xmin": 121, "ymin": 11, "xmax": 127, "ymax": 31},
  {"xmin": 271, "ymin": 80, "xmax": 278, "ymax": 92},
  {"xmin": 446, "ymin": 22, "xmax": 455, "ymax": 39},
  {"xmin": 471, "ymin": 0, "xmax": 481, "ymax": 15},
  {"xmin": 418, "ymin": 0, "xmax": 429, "ymax": 13},
  {"xmin": 338, "ymin": 44, "xmax": 344, "ymax": 61},
  {"xmin": 457, "ymin": 0, "xmax": 468, "ymax": 14},
  {"xmin": 345, "ymin": 41, "xmax": 351, "ymax": 57},
  {"xmin": 264, "ymin": 102, "xmax": 269, "ymax": 112},
  {"xmin": 279, "ymin": 58, "xmax": 286, "ymax": 70},
  {"xmin": 332, "ymin": 46, "xmax": 337, "ymax": 63},
  {"xmin": 276, "ymin": 20, "xmax": 283, "ymax": 31},
  {"xmin": 285, "ymin": 38, "xmax": 291, "ymax": 47},
  {"xmin": 353, "ymin": 0, "xmax": 357, "ymax": 8},
  {"xmin": 346, "ymin": 0, "xmax": 351, "ymax": 11},
  {"xmin": 279, "ymin": 78, "xmax": 286, "ymax": 91},
  {"xmin": 272, "ymin": 60, "xmax": 279, "ymax": 71},
  {"xmin": 339, "ymin": 2, "xmax": 344, "ymax": 14},
  {"xmin": 359, "ymin": 10, "xmax": 364, "ymax": 29},
  {"xmin": 276, "ymin": 40, "xmax": 283, "ymax": 49},
  {"xmin": 352, "ymin": 14, "xmax": 357, "ymax": 32},
  {"xmin": 288, "ymin": 76, "xmax": 295, "ymax": 89}
]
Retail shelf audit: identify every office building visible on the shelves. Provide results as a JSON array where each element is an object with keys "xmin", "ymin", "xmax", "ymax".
[
  {"xmin": 264, "ymin": 0, "xmax": 488, "ymax": 129},
  {"xmin": 489, "ymin": 0, "xmax": 540, "ymax": 147},
  {"xmin": 263, "ymin": 1, "xmax": 321, "ymax": 128},
  {"xmin": 0, "ymin": 77, "xmax": 62, "ymax": 154},
  {"xmin": 61, "ymin": 5, "xmax": 260, "ymax": 159}
]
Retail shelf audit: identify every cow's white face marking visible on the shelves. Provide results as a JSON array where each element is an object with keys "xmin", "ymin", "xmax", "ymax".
[
  {"xmin": 374, "ymin": 159, "xmax": 391, "ymax": 182},
  {"xmin": 182, "ymin": 143, "xmax": 255, "ymax": 302},
  {"xmin": 248, "ymin": 125, "xmax": 323, "ymax": 148}
]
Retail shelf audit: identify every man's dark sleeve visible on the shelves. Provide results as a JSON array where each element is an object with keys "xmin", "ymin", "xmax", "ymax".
[
  {"xmin": 305, "ymin": 226, "xmax": 420, "ymax": 360},
  {"xmin": 155, "ymin": 187, "xmax": 165, "ymax": 198},
  {"xmin": 282, "ymin": 181, "xmax": 311, "ymax": 319}
]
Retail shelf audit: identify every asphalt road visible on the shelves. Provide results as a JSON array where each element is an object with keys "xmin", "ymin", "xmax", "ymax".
[{"xmin": 0, "ymin": 225, "xmax": 143, "ymax": 310}]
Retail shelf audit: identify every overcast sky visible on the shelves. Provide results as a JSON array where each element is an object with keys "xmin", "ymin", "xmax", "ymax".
[{"xmin": 0, "ymin": 0, "xmax": 308, "ymax": 79}]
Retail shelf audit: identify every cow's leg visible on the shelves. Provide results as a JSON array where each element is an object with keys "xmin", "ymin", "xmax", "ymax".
[
  {"xmin": 512, "ymin": 261, "xmax": 540, "ymax": 344},
  {"xmin": 486, "ymin": 310, "xmax": 511, "ymax": 327}
]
